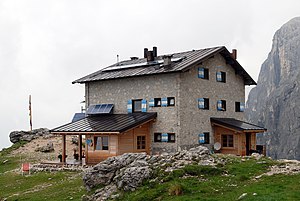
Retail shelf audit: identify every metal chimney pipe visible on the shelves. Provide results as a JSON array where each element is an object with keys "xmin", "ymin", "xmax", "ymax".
[
  {"xmin": 144, "ymin": 48, "xmax": 148, "ymax": 58},
  {"xmin": 231, "ymin": 49, "xmax": 237, "ymax": 60},
  {"xmin": 153, "ymin": 46, "xmax": 157, "ymax": 58}
]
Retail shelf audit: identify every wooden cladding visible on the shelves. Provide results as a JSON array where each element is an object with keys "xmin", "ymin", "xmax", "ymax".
[
  {"xmin": 213, "ymin": 126, "xmax": 256, "ymax": 156},
  {"xmin": 85, "ymin": 122, "xmax": 151, "ymax": 164}
]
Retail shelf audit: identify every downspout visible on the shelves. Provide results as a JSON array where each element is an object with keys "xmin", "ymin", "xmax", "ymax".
[
  {"xmin": 85, "ymin": 82, "xmax": 90, "ymax": 108},
  {"xmin": 176, "ymin": 73, "xmax": 181, "ymax": 151}
]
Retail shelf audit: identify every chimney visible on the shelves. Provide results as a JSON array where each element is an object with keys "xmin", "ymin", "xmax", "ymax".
[
  {"xmin": 163, "ymin": 55, "xmax": 172, "ymax": 68},
  {"xmin": 153, "ymin": 46, "xmax": 157, "ymax": 58},
  {"xmin": 147, "ymin": 51, "xmax": 154, "ymax": 62},
  {"xmin": 144, "ymin": 48, "xmax": 148, "ymax": 58},
  {"xmin": 231, "ymin": 49, "xmax": 237, "ymax": 60}
]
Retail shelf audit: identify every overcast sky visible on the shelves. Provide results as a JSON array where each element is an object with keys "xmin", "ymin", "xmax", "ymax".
[{"xmin": 0, "ymin": 0, "xmax": 299, "ymax": 149}]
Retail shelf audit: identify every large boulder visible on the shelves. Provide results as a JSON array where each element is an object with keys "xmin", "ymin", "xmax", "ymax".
[
  {"xmin": 82, "ymin": 146, "xmax": 214, "ymax": 200},
  {"xmin": 9, "ymin": 128, "xmax": 51, "ymax": 143},
  {"xmin": 35, "ymin": 141, "xmax": 54, "ymax": 153}
]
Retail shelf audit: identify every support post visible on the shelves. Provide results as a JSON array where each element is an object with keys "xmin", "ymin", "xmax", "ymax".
[
  {"xmin": 62, "ymin": 134, "xmax": 66, "ymax": 163},
  {"xmin": 79, "ymin": 135, "xmax": 82, "ymax": 161}
]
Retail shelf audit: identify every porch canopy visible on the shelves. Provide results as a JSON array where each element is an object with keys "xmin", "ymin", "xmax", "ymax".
[
  {"xmin": 51, "ymin": 112, "xmax": 157, "ymax": 162},
  {"xmin": 210, "ymin": 118, "xmax": 266, "ymax": 133}
]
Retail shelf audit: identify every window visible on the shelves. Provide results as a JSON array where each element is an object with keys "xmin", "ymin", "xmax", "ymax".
[
  {"xmin": 216, "ymin": 71, "xmax": 226, "ymax": 83},
  {"xmin": 198, "ymin": 98, "xmax": 209, "ymax": 110},
  {"xmin": 217, "ymin": 100, "xmax": 226, "ymax": 111},
  {"xmin": 95, "ymin": 136, "xmax": 109, "ymax": 150},
  {"xmin": 168, "ymin": 133, "xmax": 175, "ymax": 143},
  {"xmin": 154, "ymin": 133, "xmax": 175, "ymax": 143},
  {"xmin": 137, "ymin": 136, "xmax": 146, "ymax": 149},
  {"xmin": 235, "ymin": 102, "xmax": 245, "ymax": 112},
  {"xmin": 154, "ymin": 98, "xmax": 161, "ymax": 107},
  {"xmin": 167, "ymin": 97, "xmax": 175, "ymax": 106},
  {"xmin": 198, "ymin": 67, "xmax": 209, "ymax": 79},
  {"xmin": 133, "ymin": 99, "xmax": 142, "ymax": 112},
  {"xmin": 199, "ymin": 132, "xmax": 210, "ymax": 144},
  {"xmin": 154, "ymin": 133, "xmax": 161, "ymax": 142},
  {"xmin": 222, "ymin": 135, "xmax": 233, "ymax": 147}
]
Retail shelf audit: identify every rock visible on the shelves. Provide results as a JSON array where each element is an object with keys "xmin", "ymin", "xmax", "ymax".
[
  {"xmin": 251, "ymin": 153, "xmax": 263, "ymax": 160},
  {"xmin": 238, "ymin": 193, "xmax": 247, "ymax": 200},
  {"xmin": 9, "ymin": 128, "xmax": 51, "ymax": 144},
  {"xmin": 246, "ymin": 17, "xmax": 300, "ymax": 160},
  {"xmin": 71, "ymin": 136, "xmax": 78, "ymax": 145},
  {"xmin": 35, "ymin": 141, "xmax": 54, "ymax": 152},
  {"xmin": 82, "ymin": 145, "xmax": 213, "ymax": 200}
]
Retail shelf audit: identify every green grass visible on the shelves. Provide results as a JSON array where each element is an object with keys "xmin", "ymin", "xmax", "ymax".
[
  {"xmin": 1, "ymin": 145, "xmax": 300, "ymax": 201},
  {"xmin": 0, "ymin": 144, "xmax": 88, "ymax": 201},
  {"xmin": 116, "ymin": 157, "xmax": 300, "ymax": 201},
  {"xmin": 0, "ymin": 167, "xmax": 87, "ymax": 200}
]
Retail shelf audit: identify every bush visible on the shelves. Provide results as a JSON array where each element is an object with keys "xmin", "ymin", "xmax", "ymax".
[{"xmin": 168, "ymin": 182, "xmax": 183, "ymax": 196}]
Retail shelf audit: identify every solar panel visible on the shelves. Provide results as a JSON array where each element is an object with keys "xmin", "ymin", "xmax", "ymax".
[
  {"xmin": 86, "ymin": 104, "xmax": 114, "ymax": 115},
  {"xmin": 71, "ymin": 113, "xmax": 86, "ymax": 122},
  {"xmin": 102, "ymin": 57, "xmax": 184, "ymax": 72}
]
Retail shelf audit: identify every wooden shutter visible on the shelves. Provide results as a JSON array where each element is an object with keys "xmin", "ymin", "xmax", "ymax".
[
  {"xmin": 199, "ymin": 133, "xmax": 205, "ymax": 144},
  {"xmin": 240, "ymin": 102, "xmax": 245, "ymax": 112},
  {"xmin": 198, "ymin": 98, "xmax": 205, "ymax": 109},
  {"xmin": 161, "ymin": 97, "xmax": 168, "ymax": 107},
  {"xmin": 141, "ymin": 99, "xmax": 147, "ymax": 112},
  {"xmin": 149, "ymin": 98, "xmax": 155, "ymax": 107},
  {"xmin": 198, "ymin": 67, "xmax": 205, "ymax": 78},
  {"xmin": 216, "ymin": 72, "xmax": 222, "ymax": 82},
  {"xmin": 161, "ymin": 133, "xmax": 168, "ymax": 142},
  {"xmin": 217, "ymin": 100, "xmax": 222, "ymax": 111},
  {"xmin": 127, "ymin": 100, "xmax": 132, "ymax": 113}
]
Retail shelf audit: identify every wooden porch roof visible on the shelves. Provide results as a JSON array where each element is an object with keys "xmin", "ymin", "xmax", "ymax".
[
  {"xmin": 51, "ymin": 112, "xmax": 157, "ymax": 134},
  {"xmin": 211, "ymin": 118, "xmax": 267, "ymax": 133}
]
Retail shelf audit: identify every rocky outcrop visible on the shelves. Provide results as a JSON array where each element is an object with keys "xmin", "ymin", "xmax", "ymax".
[
  {"xmin": 246, "ymin": 17, "xmax": 300, "ymax": 160},
  {"xmin": 9, "ymin": 128, "xmax": 52, "ymax": 143},
  {"xmin": 35, "ymin": 141, "xmax": 54, "ymax": 152},
  {"xmin": 82, "ymin": 146, "xmax": 214, "ymax": 201}
]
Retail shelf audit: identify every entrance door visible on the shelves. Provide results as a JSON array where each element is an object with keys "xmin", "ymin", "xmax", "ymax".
[{"xmin": 245, "ymin": 133, "xmax": 251, "ymax": 156}]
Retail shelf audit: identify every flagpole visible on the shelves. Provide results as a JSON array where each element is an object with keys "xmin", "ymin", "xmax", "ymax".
[{"xmin": 29, "ymin": 95, "xmax": 32, "ymax": 131}]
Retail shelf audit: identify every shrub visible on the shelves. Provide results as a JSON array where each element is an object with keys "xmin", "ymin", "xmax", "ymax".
[{"xmin": 168, "ymin": 182, "xmax": 183, "ymax": 196}]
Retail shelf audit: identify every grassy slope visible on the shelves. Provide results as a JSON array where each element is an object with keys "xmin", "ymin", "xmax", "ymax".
[
  {"xmin": 117, "ymin": 157, "xmax": 300, "ymax": 201},
  {"xmin": 1, "ymin": 144, "xmax": 300, "ymax": 201},
  {"xmin": 0, "ymin": 142, "xmax": 87, "ymax": 201}
]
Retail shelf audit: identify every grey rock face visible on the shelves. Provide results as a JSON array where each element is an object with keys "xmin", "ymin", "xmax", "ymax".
[
  {"xmin": 35, "ymin": 141, "xmax": 54, "ymax": 153},
  {"xmin": 82, "ymin": 146, "xmax": 213, "ymax": 201},
  {"xmin": 246, "ymin": 17, "xmax": 300, "ymax": 160},
  {"xmin": 9, "ymin": 128, "xmax": 51, "ymax": 143}
]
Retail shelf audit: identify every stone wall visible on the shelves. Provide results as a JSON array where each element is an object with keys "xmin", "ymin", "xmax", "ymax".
[
  {"xmin": 86, "ymin": 73, "xmax": 180, "ymax": 154},
  {"xmin": 85, "ymin": 53, "xmax": 246, "ymax": 154},
  {"xmin": 179, "ymin": 54, "xmax": 245, "ymax": 149}
]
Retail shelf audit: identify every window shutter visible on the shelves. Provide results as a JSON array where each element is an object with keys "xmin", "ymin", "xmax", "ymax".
[
  {"xmin": 127, "ymin": 100, "xmax": 132, "ymax": 113},
  {"xmin": 240, "ymin": 102, "xmax": 245, "ymax": 112},
  {"xmin": 161, "ymin": 97, "xmax": 168, "ymax": 107},
  {"xmin": 198, "ymin": 98, "xmax": 205, "ymax": 109},
  {"xmin": 141, "ymin": 99, "xmax": 147, "ymax": 112},
  {"xmin": 216, "ymin": 72, "xmax": 222, "ymax": 82},
  {"xmin": 217, "ymin": 100, "xmax": 222, "ymax": 111},
  {"xmin": 198, "ymin": 67, "xmax": 205, "ymax": 78},
  {"xmin": 161, "ymin": 133, "xmax": 168, "ymax": 142},
  {"xmin": 199, "ymin": 133, "xmax": 205, "ymax": 144},
  {"xmin": 149, "ymin": 98, "xmax": 155, "ymax": 107}
]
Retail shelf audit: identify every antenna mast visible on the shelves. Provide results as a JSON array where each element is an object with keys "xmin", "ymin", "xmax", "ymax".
[{"xmin": 29, "ymin": 95, "xmax": 32, "ymax": 131}]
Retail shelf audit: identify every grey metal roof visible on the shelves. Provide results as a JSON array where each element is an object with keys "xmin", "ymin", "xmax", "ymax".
[
  {"xmin": 210, "ymin": 118, "xmax": 266, "ymax": 132},
  {"xmin": 51, "ymin": 112, "xmax": 157, "ymax": 133},
  {"xmin": 73, "ymin": 46, "xmax": 256, "ymax": 85}
]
